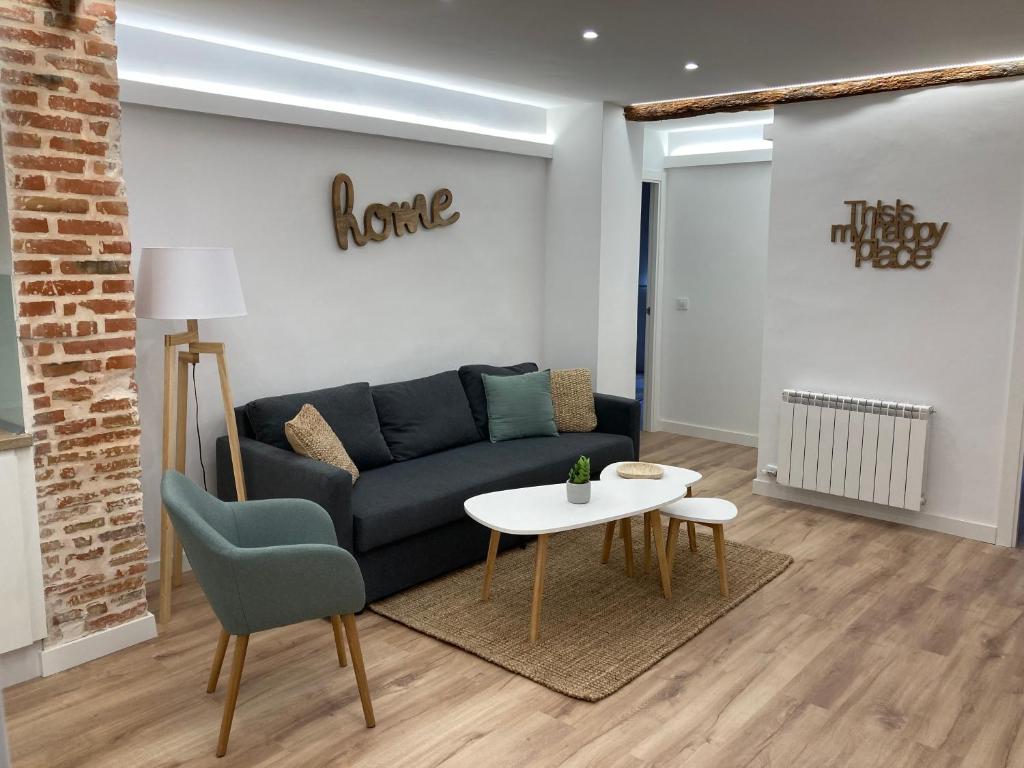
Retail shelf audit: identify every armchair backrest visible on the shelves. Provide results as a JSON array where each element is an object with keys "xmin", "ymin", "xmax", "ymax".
[{"xmin": 161, "ymin": 471, "xmax": 247, "ymax": 630}]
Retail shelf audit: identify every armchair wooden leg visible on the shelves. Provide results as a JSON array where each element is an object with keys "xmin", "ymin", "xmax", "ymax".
[
  {"xmin": 600, "ymin": 521, "xmax": 615, "ymax": 564},
  {"xmin": 341, "ymin": 615, "xmax": 375, "ymax": 728},
  {"xmin": 207, "ymin": 629, "xmax": 230, "ymax": 694},
  {"xmin": 330, "ymin": 615, "xmax": 348, "ymax": 667},
  {"xmin": 217, "ymin": 634, "xmax": 249, "ymax": 758}
]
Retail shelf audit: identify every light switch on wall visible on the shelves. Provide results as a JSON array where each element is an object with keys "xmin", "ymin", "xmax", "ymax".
[{"xmin": 676, "ymin": 297, "xmax": 690, "ymax": 311}]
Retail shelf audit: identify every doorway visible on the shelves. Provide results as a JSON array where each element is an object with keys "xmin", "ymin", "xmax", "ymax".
[{"xmin": 636, "ymin": 180, "xmax": 659, "ymax": 428}]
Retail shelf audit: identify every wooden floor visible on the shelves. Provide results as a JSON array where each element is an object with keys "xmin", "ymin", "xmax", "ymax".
[{"xmin": 7, "ymin": 432, "xmax": 1024, "ymax": 767}]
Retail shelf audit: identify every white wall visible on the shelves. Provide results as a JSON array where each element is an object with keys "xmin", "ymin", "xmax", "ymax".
[
  {"xmin": 754, "ymin": 79, "xmax": 1024, "ymax": 543},
  {"xmin": 656, "ymin": 162, "xmax": 771, "ymax": 444},
  {"xmin": 543, "ymin": 103, "xmax": 603, "ymax": 373},
  {"xmin": 543, "ymin": 103, "xmax": 645, "ymax": 398},
  {"xmin": 596, "ymin": 104, "xmax": 644, "ymax": 398},
  {"xmin": 122, "ymin": 104, "xmax": 548, "ymax": 560}
]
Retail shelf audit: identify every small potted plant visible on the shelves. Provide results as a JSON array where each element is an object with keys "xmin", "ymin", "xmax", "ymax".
[{"xmin": 566, "ymin": 455, "xmax": 591, "ymax": 504}]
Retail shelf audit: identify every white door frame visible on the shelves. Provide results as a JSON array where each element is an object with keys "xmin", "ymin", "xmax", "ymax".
[
  {"xmin": 997, "ymin": 234, "xmax": 1024, "ymax": 546},
  {"xmin": 641, "ymin": 172, "xmax": 666, "ymax": 432}
]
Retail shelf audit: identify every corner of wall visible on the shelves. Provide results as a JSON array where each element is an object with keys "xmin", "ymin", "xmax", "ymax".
[{"xmin": 0, "ymin": 0, "xmax": 150, "ymax": 666}]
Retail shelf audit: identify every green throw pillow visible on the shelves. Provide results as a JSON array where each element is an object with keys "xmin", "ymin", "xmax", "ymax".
[{"xmin": 482, "ymin": 369, "xmax": 558, "ymax": 443}]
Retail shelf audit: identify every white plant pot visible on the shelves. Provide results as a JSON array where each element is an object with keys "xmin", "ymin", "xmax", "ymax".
[{"xmin": 566, "ymin": 481, "xmax": 591, "ymax": 504}]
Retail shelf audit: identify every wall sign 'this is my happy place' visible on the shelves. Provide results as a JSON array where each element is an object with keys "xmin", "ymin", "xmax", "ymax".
[
  {"xmin": 830, "ymin": 199, "xmax": 949, "ymax": 269},
  {"xmin": 331, "ymin": 172, "xmax": 460, "ymax": 250}
]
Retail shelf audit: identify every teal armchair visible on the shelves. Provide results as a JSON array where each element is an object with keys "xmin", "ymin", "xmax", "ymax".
[{"xmin": 161, "ymin": 470, "xmax": 375, "ymax": 757}]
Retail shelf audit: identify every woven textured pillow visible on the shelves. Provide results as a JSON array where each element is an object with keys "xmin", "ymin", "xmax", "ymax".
[
  {"xmin": 551, "ymin": 368, "xmax": 597, "ymax": 433},
  {"xmin": 284, "ymin": 404, "xmax": 359, "ymax": 483}
]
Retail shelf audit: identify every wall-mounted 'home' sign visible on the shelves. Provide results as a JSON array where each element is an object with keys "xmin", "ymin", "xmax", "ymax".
[
  {"xmin": 331, "ymin": 172, "xmax": 460, "ymax": 250},
  {"xmin": 830, "ymin": 199, "xmax": 948, "ymax": 269}
]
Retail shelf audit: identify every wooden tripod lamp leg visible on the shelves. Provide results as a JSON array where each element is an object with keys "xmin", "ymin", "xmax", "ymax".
[
  {"xmin": 158, "ymin": 343, "xmax": 177, "ymax": 625},
  {"xmin": 172, "ymin": 352, "xmax": 190, "ymax": 588},
  {"xmin": 214, "ymin": 347, "xmax": 247, "ymax": 502}
]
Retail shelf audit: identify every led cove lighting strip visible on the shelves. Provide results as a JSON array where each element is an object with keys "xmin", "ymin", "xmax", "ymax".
[
  {"xmin": 670, "ymin": 139, "xmax": 772, "ymax": 156},
  {"xmin": 668, "ymin": 116, "xmax": 772, "ymax": 133},
  {"xmin": 119, "ymin": 70, "xmax": 553, "ymax": 145},
  {"xmin": 632, "ymin": 54, "xmax": 1024, "ymax": 107},
  {"xmin": 117, "ymin": 18, "xmax": 551, "ymax": 109}
]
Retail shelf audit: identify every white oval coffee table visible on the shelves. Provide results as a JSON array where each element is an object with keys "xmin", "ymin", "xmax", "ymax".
[{"xmin": 465, "ymin": 479, "xmax": 686, "ymax": 641}]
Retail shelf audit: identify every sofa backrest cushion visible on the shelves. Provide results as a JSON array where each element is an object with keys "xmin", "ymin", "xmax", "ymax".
[
  {"xmin": 371, "ymin": 370, "xmax": 480, "ymax": 461},
  {"xmin": 245, "ymin": 382, "xmax": 393, "ymax": 469},
  {"xmin": 458, "ymin": 362, "xmax": 539, "ymax": 439}
]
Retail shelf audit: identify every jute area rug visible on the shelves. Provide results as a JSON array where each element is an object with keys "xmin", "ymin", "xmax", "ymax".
[{"xmin": 371, "ymin": 520, "xmax": 792, "ymax": 701}]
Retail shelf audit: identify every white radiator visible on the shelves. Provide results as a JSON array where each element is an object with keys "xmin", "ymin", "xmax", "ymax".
[{"xmin": 775, "ymin": 390, "xmax": 933, "ymax": 511}]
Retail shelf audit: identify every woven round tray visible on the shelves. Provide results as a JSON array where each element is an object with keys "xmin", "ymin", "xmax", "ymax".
[{"xmin": 616, "ymin": 461, "xmax": 664, "ymax": 480}]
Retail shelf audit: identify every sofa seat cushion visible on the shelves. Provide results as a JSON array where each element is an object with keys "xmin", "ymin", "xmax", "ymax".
[
  {"xmin": 350, "ymin": 431, "xmax": 633, "ymax": 552},
  {"xmin": 371, "ymin": 371, "xmax": 480, "ymax": 461},
  {"xmin": 246, "ymin": 382, "xmax": 392, "ymax": 469},
  {"xmin": 458, "ymin": 362, "xmax": 538, "ymax": 439}
]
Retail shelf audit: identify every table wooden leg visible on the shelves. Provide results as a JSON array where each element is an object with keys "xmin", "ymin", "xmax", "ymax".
[
  {"xmin": 687, "ymin": 521, "xmax": 698, "ymax": 552},
  {"xmin": 529, "ymin": 534, "xmax": 549, "ymax": 642},
  {"xmin": 482, "ymin": 529, "xmax": 500, "ymax": 600},
  {"xmin": 600, "ymin": 522, "xmax": 615, "ymax": 564},
  {"xmin": 666, "ymin": 518, "xmax": 681, "ymax": 570},
  {"xmin": 620, "ymin": 518, "xmax": 635, "ymax": 577},
  {"xmin": 643, "ymin": 512, "xmax": 652, "ymax": 573},
  {"xmin": 649, "ymin": 511, "xmax": 672, "ymax": 599},
  {"xmin": 712, "ymin": 524, "xmax": 729, "ymax": 597}
]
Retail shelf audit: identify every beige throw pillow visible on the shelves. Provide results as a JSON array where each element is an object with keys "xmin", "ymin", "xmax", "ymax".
[
  {"xmin": 284, "ymin": 404, "xmax": 359, "ymax": 483},
  {"xmin": 550, "ymin": 368, "xmax": 597, "ymax": 433}
]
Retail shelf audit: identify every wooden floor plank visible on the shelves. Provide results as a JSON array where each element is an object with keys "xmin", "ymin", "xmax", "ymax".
[{"xmin": 5, "ymin": 432, "xmax": 1024, "ymax": 767}]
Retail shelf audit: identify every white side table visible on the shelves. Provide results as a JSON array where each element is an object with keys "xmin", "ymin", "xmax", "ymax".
[
  {"xmin": 599, "ymin": 462, "xmax": 702, "ymax": 575},
  {"xmin": 661, "ymin": 497, "xmax": 738, "ymax": 596}
]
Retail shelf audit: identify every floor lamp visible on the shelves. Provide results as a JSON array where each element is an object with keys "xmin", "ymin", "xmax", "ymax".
[{"xmin": 136, "ymin": 247, "xmax": 248, "ymax": 626}]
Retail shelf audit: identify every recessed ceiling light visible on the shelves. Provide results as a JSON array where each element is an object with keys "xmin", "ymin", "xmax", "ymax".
[
  {"xmin": 582, "ymin": 29, "xmax": 599, "ymax": 40},
  {"xmin": 684, "ymin": 61, "xmax": 700, "ymax": 71}
]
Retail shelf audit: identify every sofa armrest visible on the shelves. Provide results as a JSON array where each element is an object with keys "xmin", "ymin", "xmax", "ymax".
[
  {"xmin": 216, "ymin": 435, "xmax": 355, "ymax": 552},
  {"xmin": 594, "ymin": 393, "xmax": 641, "ymax": 460}
]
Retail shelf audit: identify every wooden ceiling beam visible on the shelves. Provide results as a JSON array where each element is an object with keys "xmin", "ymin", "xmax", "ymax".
[{"xmin": 624, "ymin": 60, "xmax": 1024, "ymax": 121}]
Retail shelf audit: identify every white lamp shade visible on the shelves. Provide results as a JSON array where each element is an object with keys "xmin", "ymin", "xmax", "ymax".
[{"xmin": 136, "ymin": 247, "xmax": 247, "ymax": 320}]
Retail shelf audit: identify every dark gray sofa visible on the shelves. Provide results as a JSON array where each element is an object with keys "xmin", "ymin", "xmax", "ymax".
[{"xmin": 216, "ymin": 363, "xmax": 639, "ymax": 603}]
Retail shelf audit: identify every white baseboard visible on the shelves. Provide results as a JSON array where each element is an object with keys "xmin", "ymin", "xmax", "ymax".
[
  {"xmin": 751, "ymin": 478, "xmax": 998, "ymax": 544},
  {"xmin": 656, "ymin": 418, "xmax": 759, "ymax": 448},
  {"xmin": 0, "ymin": 642, "xmax": 42, "ymax": 689},
  {"xmin": 39, "ymin": 612, "xmax": 157, "ymax": 677}
]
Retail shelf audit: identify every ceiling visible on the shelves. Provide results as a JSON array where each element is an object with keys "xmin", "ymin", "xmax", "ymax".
[{"xmin": 119, "ymin": 0, "xmax": 1024, "ymax": 108}]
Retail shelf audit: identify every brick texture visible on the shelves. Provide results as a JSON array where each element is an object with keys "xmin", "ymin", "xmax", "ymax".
[{"xmin": 0, "ymin": 0, "xmax": 147, "ymax": 645}]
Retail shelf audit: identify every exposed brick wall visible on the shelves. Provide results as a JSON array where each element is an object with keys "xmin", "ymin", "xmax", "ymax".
[{"xmin": 0, "ymin": 0, "xmax": 147, "ymax": 645}]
